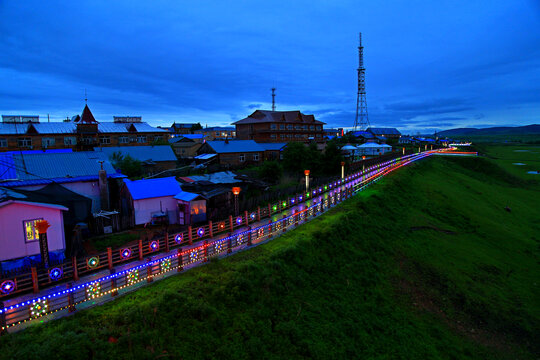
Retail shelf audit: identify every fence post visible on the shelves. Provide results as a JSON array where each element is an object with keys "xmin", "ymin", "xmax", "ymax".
[
  {"xmin": 110, "ymin": 268, "xmax": 118, "ymax": 297},
  {"xmin": 229, "ymin": 215, "xmax": 234, "ymax": 232},
  {"xmin": 72, "ymin": 256, "xmax": 79, "ymax": 281},
  {"xmin": 107, "ymin": 247, "xmax": 113, "ymax": 270},
  {"xmin": 138, "ymin": 239, "xmax": 143, "ymax": 261},
  {"xmin": 164, "ymin": 233, "xmax": 169, "ymax": 253},
  {"xmin": 257, "ymin": 206, "xmax": 261, "ymax": 221},
  {"xmin": 295, "ymin": 211, "xmax": 299, "ymax": 226},
  {"xmin": 0, "ymin": 301, "xmax": 6, "ymax": 335},
  {"xmin": 31, "ymin": 267, "xmax": 39, "ymax": 293},
  {"xmin": 208, "ymin": 221, "xmax": 213, "ymax": 238},
  {"xmin": 244, "ymin": 210, "xmax": 249, "ymax": 225},
  {"xmin": 227, "ymin": 233, "xmax": 232, "ymax": 253},
  {"xmin": 146, "ymin": 258, "xmax": 153, "ymax": 283},
  {"xmin": 177, "ymin": 248, "xmax": 183, "ymax": 272},
  {"xmin": 282, "ymin": 215, "xmax": 287, "ymax": 233},
  {"xmin": 204, "ymin": 240, "xmax": 209, "ymax": 262},
  {"xmin": 268, "ymin": 220, "xmax": 272, "ymax": 239},
  {"xmin": 66, "ymin": 283, "xmax": 75, "ymax": 312},
  {"xmin": 247, "ymin": 226, "xmax": 252, "ymax": 246},
  {"xmin": 188, "ymin": 226, "xmax": 193, "ymax": 245}
]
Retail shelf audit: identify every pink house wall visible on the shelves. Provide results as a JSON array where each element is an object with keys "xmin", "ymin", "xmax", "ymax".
[
  {"xmin": 0, "ymin": 202, "xmax": 66, "ymax": 261},
  {"xmin": 133, "ymin": 196, "xmax": 178, "ymax": 225}
]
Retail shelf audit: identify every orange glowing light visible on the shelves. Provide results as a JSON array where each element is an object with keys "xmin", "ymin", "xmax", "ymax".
[
  {"xmin": 232, "ymin": 187, "xmax": 241, "ymax": 195},
  {"xmin": 304, "ymin": 170, "xmax": 310, "ymax": 176}
]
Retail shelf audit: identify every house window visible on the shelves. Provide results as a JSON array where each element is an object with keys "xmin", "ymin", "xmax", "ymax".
[
  {"xmin": 295, "ymin": 134, "xmax": 301, "ymax": 138},
  {"xmin": 239, "ymin": 154, "xmax": 245, "ymax": 162},
  {"xmin": 42, "ymin": 137, "xmax": 55, "ymax": 148},
  {"xmin": 215, "ymin": 132, "xmax": 220, "ymax": 137},
  {"xmin": 24, "ymin": 218, "xmax": 43, "ymax": 242},
  {"xmin": 295, "ymin": 125, "xmax": 301, "ymax": 130},
  {"xmin": 270, "ymin": 124, "xmax": 276, "ymax": 130},
  {"xmin": 119, "ymin": 136, "xmax": 129, "ymax": 144},
  {"xmin": 232, "ymin": 132, "xmax": 236, "ymax": 137},
  {"xmin": 316, "ymin": 134, "xmax": 322, "ymax": 138},
  {"xmin": 18, "ymin": 137, "xmax": 32, "ymax": 147},
  {"xmin": 287, "ymin": 134, "xmax": 292, "ymax": 138},
  {"xmin": 64, "ymin": 136, "xmax": 76, "ymax": 145},
  {"xmin": 0, "ymin": 138, "xmax": 8, "ymax": 147},
  {"xmin": 279, "ymin": 153, "xmax": 284, "ymax": 160},
  {"xmin": 287, "ymin": 124, "xmax": 293, "ymax": 130},
  {"xmin": 303, "ymin": 125, "xmax": 308, "ymax": 130},
  {"xmin": 270, "ymin": 134, "xmax": 277, "ymax": 139},
  {"xmin": 253, "ymin": 153, "xmax": 259, "ymax": 161},
  {"xmin": 316, "ymin": 126, "xmax": 321, "ymax": 130},
  {"xmin": 280, "ymin": 134, "xmax": 286, "ymax": 139},
  {"xmin": 310, "ymin": 125, "xmax": 315, "ymax": 130},
  {"xmin": 99, "ymin": 136, "xmax": 111, "ymax": 145},
  {"xmin": 279, "ymin": 124, "xmax": 285, "ymax": 130},
  {"xmin": 81, "ymin": 136, "xmax": 94, "ymax": 145},
  {"xmin": 137, "ymin": 135, "xmax": 147, "ymax": 143}
]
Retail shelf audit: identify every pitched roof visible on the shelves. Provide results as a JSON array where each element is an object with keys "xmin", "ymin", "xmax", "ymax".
[
  {"xmin": 174, "ymin": 191, "xmax": 204, "ymax": 202},
  {"xmin": 352, "ymin": 131, "xmax": 374, "ymax": 139},
  {"xmin": 232, "ymin": 110, "xmax": 325, "ymax": 125},
  {"xmin": 183, "ymin": 171, "xmax": 239, "ymax": 184},
  {"xmin": 203, "ymin": 126, "xmax": 235, "ymax": 131},
  {"xmin": 0, "ymin": 151, "xmax": 121, "ymax": 186},
  {"xmin": 124, "ymin": 177, "xmax": 182, "ymax": 200},
  {"xmin": 206, "ymin": 140, "xmax": 264, "ymax": 154},
  {"xmin": 94, "ymin": 146, "xmax": 177, "ymax": 162},
  {"xmin": 367, "ymin": 127, "xmax": 401, "ymax": 136},
  {"xmin": 80, "ymin": 104, "xmax": 97, "ymax": 123},
  {"xmin": 256, "ymin": 142, "xmax": 288, "ymax": 151},
  {"xmin": 0, "ymin": 121, "xmax": 164, "ymax": 135}
]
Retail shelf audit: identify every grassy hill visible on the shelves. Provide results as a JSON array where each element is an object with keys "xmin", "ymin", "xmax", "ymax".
[
  {"xmin": 439, "ymin": 124, "xmax": 540, "ymax": 137},
  {"xmin": 0, "ymin": 150, "xmax": 538, "ymax": 359}
]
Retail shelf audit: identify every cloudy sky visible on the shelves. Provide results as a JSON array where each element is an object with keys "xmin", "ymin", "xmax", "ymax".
[{"xmin": 1, "ymin": 1, "xmax": 539, "ymax": 133}]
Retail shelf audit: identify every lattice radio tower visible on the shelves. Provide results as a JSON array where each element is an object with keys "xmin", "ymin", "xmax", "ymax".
[{"xmin": 354, "ymin": 32, "xmax": 370, "ymax": 131}]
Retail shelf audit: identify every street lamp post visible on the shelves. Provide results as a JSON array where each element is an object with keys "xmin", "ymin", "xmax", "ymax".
[
  {"xmin": 341, "ymin": 162, "xmax": 345, "ymax": 179},
  {"xmin": 304, "ymin": 170, "xmax": 310, "ymax": 193},
  {"xmin": 35, "ymin": 220, "xmax": 51, "ymax": 268},
  {"xmin": 402, "ymin": 147, "xmax": 405, "ymax": 155},
  {"xmin": 232, "ymin": 187, "xmax": 241, "ymax": 216}
]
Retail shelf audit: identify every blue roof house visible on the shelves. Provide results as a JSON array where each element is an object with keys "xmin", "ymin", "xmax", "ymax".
[
  {"xmin": 122, "ymin": 177, "xmax": 205, "ymax": 226},
  {"xmin": 199, "ymin": 140, "xmax": 265, "ymax": 167}
]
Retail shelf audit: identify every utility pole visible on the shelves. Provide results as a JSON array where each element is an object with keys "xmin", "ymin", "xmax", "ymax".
[{"xmin": 271, "ymin": 88, "xmax": 276, "ymax": 111}]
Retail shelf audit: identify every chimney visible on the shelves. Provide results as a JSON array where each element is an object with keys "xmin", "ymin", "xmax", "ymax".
[{"xmin": 98, "ymin": 161, "xmax": 110, "ymax": 210}]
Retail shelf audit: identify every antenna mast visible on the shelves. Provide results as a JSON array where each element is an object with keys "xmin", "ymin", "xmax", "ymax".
[
  {"xmin": 271, "ymin": 88, "xmax": 276, "ymax": 111},
  {"xmin": 354, "ymin": 32, "xmax": 370, "ymax": 131}
]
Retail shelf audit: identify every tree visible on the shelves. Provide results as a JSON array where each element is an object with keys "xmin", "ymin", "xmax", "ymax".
[
  {"xmin": 110, "ymin": 152, "xmax": 143, "ymax": 179},
  {"xmin": 190, "ymin": 123, "xmax": 203, "ymax": 133},
  {"xmin": 322, "ymin": 140, "xmax": 343, "ymax": 175},
  {"xmin": 282, "ymin": 142, "xmax": 309, "ymax": 173},
  {"xmin": 258, "ymin": 161, "xmax": 283, "ymax": 184}
]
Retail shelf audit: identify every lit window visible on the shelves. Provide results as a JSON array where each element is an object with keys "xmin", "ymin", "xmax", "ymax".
[{"xmin": 24, "ymin": 219, "xmax": 42, "ymax": 242}]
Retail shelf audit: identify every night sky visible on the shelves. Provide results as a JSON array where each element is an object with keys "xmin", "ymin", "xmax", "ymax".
[{"xmin": 1, "ymin": 1, "xmax": 539, "ymax": 133}]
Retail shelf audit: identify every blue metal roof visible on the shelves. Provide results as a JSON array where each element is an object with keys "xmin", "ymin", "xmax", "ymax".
[
  {"xmin": 352, "ymin": 131, "xmax": 374, "ymax": 138},
  {"xmin": 181, "ymin": 134, "xmax": 205, "ymax": 139},
  {"xmin": 94, "ymin": 146, "xmax": 177, "ymax": 162},
  {"xmin": 124, "ymin": 176, "xmax": 182, "ymax": 200},
  {"xmin": 0, "ymin": 151, "xmax": 120, "ymax": 186},
  {"xmin": 207, "ymin": 140, "xmax": 264, "ymax": 154},
  {"xmin": 256, "ymin": 142, "xmax": 288, "ymax": 151},
  {"xmin": 367, "ymin": 127, "xmax": 401, "ymax": 135},
  {"xmin": 194, "ymin": 153, "xmax": 217, "ymax": 160},
  {"xmin": 174, "ymin": 191, "xmax": 203, "ymax": 202},
  {"xmin": 0, "ymin": 153, "xmax": 17, "ymax": 180}
]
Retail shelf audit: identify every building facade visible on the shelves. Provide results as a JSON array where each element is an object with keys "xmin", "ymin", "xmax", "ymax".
[
  {"xmin": 0, "ymin": 106, "xmax": 168, "ymax": 152},
  {"xmin": 232, "ymin": 110, "xmax": 325, "ymax": 143}
]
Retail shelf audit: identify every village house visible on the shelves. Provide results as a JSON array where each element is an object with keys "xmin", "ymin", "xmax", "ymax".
[
  {"xmin": 121, "ymin": 177, "xmax": 206, "ymax": 226},
  {"xmin": 232, "ymin": 110, "xmax": 325, "ymax": 143},
  {"xmin": 256, "ymin": 142, "xmax": 288, "ymax": 161},
  {"xmin": 366, "ymin": 127, "xmax": 401, "ymax": 142},
  {"xmin": 0, "ymin": 106, "xmax": 168, "ymax": 152},
  {"xmin": 197, "ymin": 140, "xmax": 265, "ymax": 167},
  {"xmin": 0, "ymin": 187, "xmax": 68, "ymax": 269},
  {"xmin": 94, "ymin": 145, "xmax": 177, "ymax": 175},
  {"xmin": 169, "ymin": 136, "xmax": 203, "ymax": 159}
]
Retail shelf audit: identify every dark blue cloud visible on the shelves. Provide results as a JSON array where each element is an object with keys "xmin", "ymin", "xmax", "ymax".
[{"xmin": 0, "ymin": 0, "xmax": 539, "ymax": 132}]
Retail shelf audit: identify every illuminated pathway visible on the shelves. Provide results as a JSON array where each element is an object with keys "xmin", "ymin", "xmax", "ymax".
[{"xmin": 0, "ymin": 149, "xmax": 469, "ymax": 333}]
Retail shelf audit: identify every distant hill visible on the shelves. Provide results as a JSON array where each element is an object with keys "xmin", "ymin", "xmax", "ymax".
[{"xmin": 438, "ymin": 124, "xmax": 540, "ymax": 137}]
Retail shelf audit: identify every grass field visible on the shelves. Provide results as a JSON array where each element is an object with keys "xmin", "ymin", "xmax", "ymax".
[{"xmin": 1, "ymin": 148, "xmax": 538, "ymax": 359}]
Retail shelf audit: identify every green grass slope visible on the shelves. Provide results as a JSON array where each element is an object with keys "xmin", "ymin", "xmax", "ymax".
[{"xmin": 1, "ymin": 154, "xmax": 538, "ymax": 359}]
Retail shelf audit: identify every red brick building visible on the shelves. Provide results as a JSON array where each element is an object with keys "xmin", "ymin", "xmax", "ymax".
[
  {"xmin": 0, "ymin": 105, "xmax": 168, "ymax": 152},
  {"xmin": 232, "ymin": 110, "xmax": 325, "ymax": 143}
]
